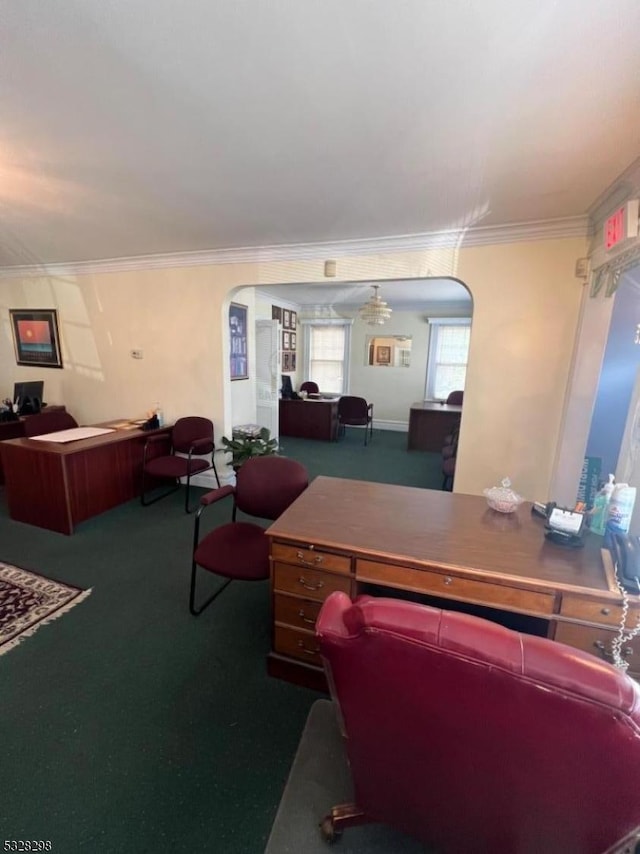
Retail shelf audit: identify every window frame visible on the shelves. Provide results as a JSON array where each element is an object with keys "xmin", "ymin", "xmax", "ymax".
[
  {"xmin": 300, "ymin": 319, "xmax": 353, "ymax": 395},
  {"xmin": 425, "ymin": 317, "xmax": 471, "ymax": 401}
]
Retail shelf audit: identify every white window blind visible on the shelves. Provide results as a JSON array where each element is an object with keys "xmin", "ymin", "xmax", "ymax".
[
  {"xmin": 426, "ymin": 320, "xmax": 471, "ymax": 400},
  {"xmin": 309, "ymin": 325, "xmax": 346, "ymax": 394}
]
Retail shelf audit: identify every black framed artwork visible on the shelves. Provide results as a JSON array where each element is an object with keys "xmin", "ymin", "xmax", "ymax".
[
  {"xmin": 9, "ymin": 309, "xmax": 63, "ymax": 368},
  {"xmin": 283, "ymin": 309, "xmax": 291, "ymax": 329},
  {"xmin": 229, "ymin": 303, "xmax": 248, "ymax": 380},
  {"xmin": 271, "ymin": 305, "xmax": 282, "ymax": 322}
]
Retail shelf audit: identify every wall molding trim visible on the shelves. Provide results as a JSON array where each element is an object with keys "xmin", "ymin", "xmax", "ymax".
[{"xmin": 0, "ymin": 216, "xmax": 591, "ymax": 280}]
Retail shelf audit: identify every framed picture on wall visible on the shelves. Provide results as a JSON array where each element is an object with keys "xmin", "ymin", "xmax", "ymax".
[
  {"xmin": 283, "ymin": 352, "xmax": 291, "ymax": 372},
  {"xmin": 290, "ymin": 311, "xmax": 297, "ymax": 328},
  {"xmin": 283, "ymin": 310, "xmax": 291, "ymax": 329},
  {"xmin": 283, "ymin": 331, "xmax": 290, "ymax": 350},
  {"xmin": 271, "ymin": 305, "xmax": 282, "ymax": 322},
  {"xmin": 9, "ymin": 309, "xmax": 63, "ymax": 368},
  {"xmin": 290, "ymin": 332, "xmax": 296, "ymax": 351},
  {"xmin": 229, "ymin": 302, "xmax": 248, "ymax": 380},
  {"xmin": 375, "ymin": 345, "xmax": 391, "ymax": 365}
]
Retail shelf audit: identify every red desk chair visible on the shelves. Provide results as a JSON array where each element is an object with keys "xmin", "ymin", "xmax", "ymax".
[
  {"xmin": 23, "ymin": 411, "xmax": 78, "ymax": 436},
  {"xmin": 141, "ymin": 416, "xmax": 220, "ymax": 514},
  {"xmin": 300, "ymin": 381, "xmax": 319, "ymax": 395},
  {"xmin": 189, "ymin": 455, "xmax": 308, "ymax": 615},
  {"xmin": 445, "ymin": 390, "xmax": 464, "ymax": 405},
  {"xmin": 316, "ymin": 592, "xmax": 640, "ymax": 853}
]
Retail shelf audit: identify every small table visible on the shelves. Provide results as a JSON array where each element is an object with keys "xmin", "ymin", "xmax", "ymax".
[
  {"xmin": 279, "ymin": 399, "xmax": 339, "ymax": 441},
  {"xmin": 407, "ymin": 401, "xmax": 462, "ymax": 452}
]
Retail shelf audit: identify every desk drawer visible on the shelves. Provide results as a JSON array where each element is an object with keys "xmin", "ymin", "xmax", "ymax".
[
  {"xmin": 273, "ymin": 563, "xmax": 351, "ymax": 601},
  {"xmin": 554, "ymin": 622, "xmax": 639, "ymax": 673},
  {"xmin": 272, "ymin": 542, "xmax": 351, "ymax": 575},
  {"xmin": 356, "ymin": 559, "xmax": 555, "ymax": 616},
  {"xmin": 274, "ymin": 625, "xmax": 322, "ymax": 666},
  {"xmin": 559, "ymin": 595, "xmax": 626, "ymax": 628},
  {"xmin": 274, "ymin": 594, "xmax": 323, "ymax": 631}
]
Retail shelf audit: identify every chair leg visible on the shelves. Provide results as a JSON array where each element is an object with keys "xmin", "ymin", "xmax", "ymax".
[
  {"xmin": 189, "ymin": 562, "xmax": 232, "ymax": 616},
  {"xmin": 140, "ymin": 468, "xmax": 180, "ymax": 507}
]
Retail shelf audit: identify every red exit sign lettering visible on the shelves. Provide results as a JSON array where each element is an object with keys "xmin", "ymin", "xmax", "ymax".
[{"xmin": 604, "ymin": 200, "xmax": 640, "ymax": 251}]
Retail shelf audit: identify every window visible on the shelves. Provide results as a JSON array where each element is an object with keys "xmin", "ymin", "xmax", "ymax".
[
  {"xmin": 425, "ymin": 319, "xmax": 471, "ymax": 400},
  {"xmin": 304, "ymin": 322, "xmax": 351, "ymax": 394}
]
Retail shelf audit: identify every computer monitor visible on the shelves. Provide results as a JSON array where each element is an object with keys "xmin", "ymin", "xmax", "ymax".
[
  {"xmin": 13, "ymin": 380, "xmax": 44, "ymax": 414},
  {"xmin": 281, "ymin": 374, "xmax": 294, "ymax": 399}
]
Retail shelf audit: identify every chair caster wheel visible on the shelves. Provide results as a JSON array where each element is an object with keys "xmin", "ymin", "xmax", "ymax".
[{"xmin": 320, "ymin": 815, "xmax": 342, "ymax": 844}]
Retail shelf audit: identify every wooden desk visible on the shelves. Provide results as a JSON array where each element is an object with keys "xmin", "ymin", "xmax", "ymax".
[
  {"xmin": 279, "ymin": 399, "xmax": 339, "ymax": 441},
  {"xmin": 407, "ymin": 401, "xmax": 462, "ymax": 451},
  {"xmin": 266, "ymin": 477, "xmax": 640, "ymax": 690},
  {"xmin": 0, "ymin": 421, "xmax": 170, "ymax": 535},
  {"xmin": 0, "ymin": 406, "xmax": 67, "ymax": 484}
]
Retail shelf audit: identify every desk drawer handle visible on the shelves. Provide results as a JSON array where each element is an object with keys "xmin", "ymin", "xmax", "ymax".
[
  {"xmin": 298, "ymin": 609, "xmax": 316, "ymax": 625},
  {"xmin": 298, "ymin": 576, "xmax": 324, "ymax": 592},
  {"xmin": 443, "ymin": 576, "xmax": 453, "ymax": 586},
  {"xmin": 296, "ymin": 551, "xmax": 323, "ymax": 567},
  {"xmin": 601, "ymin": 607, "xmax": 611, "ymax": 616},
  {"xmin": 623, "ymin": 646, "xmax": 634, "ymax": 658},
  {"xmin": 297, "ymin": 640, "xmax": 319, "ymax": 656},
  {"xmin": 594, "ymin": 640, "xmax": 606, "ymax": 651}
]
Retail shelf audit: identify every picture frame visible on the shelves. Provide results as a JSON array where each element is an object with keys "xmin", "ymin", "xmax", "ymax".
[
  {"xmin": 283, "ymin": 352, "xmax": 291, "ymax": 372},
  {"xmin": 283, "ymin": 331, "xmax": 290, "ymax": 350},
  {"xmin": 283, "ymin": 309, "xmax": 291, "ymax": 329},
  {"xmin": 271, "ymin": 305, "xmax": 282, "ymax": 322},
  {"xmin": 290, "ymin": 332, "xmax": 296, "ymax": 351},
  {"xmin": 229, "ymin": 302, "xmax": 248, "ymax": 380},
  {"xmin": 290, "ymin": 310, "xmax": 297, "ymax": 328},
  {"xmin": 9, "ymin": 309, "xmax": 63, "ymax": 368},
  {"xmin": 375, "ymin": 345, "xmax": 392, "ymax": 365}
]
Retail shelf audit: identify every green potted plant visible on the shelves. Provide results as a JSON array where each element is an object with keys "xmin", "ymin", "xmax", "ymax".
[{"xmin": 221, "ymin": 427, "xmax": 279, "ymax": 471}]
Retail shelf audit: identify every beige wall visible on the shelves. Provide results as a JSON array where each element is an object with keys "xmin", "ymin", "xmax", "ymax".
[{"xmin": 0, "ymin": 235, "xmax": 587, "ymax": 500}]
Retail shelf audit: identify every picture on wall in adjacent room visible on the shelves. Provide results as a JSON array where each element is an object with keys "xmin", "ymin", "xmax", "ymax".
[
  {"xmin": 229, "ymin": 302, "xmax": 248, "ymax": 380},
  {"xmin": 375, "ymin": 345, "xmax": 391, "ymax": 365},
  {"xmin": 9, "ymin": 309, "xmax": 63, "ymax": 368}
]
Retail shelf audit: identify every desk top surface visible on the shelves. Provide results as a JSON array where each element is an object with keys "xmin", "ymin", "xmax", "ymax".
[
  {"xmin": 0, "ymin": 420, "xmax": 169, "ymax": 455},
  {"xmin": 411, "ymin": 401, "xmax": 463, "ymax": 413},
  {"xmin": 267, "ymin": 476, "xmax": 611, "ymax": 597}
]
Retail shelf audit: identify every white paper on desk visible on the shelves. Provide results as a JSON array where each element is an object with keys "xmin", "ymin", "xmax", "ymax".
[{"xmin": 30, "ymin": 427, "xmax": 115, "ymax": 443}]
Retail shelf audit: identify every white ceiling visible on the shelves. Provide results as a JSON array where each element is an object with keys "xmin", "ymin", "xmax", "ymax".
[
  {"xmin": 259, "ymin": 278, "xmax": 471, "ymax": 312},
  {"xmin": 1, "ymin": 0, "xmax": 639, "ymax": 268}
]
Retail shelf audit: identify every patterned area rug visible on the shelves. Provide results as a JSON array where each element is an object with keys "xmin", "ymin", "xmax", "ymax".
[{"xmin": 0, "ymin": 562, "xmax": 91, "ymax": 656}]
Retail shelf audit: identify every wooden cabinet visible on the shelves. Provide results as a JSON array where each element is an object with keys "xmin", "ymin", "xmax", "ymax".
[
  {"xmin": 269, "ymin": 541, "xmax": 353, "ymax": 688},
  {"xmin": 553, "ymin": 622, "xmax": 640, "ymax": 677}
]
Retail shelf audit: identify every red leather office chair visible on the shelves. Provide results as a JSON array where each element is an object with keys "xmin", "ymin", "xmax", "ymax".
[
  {"xmin": 300, "ymin": 381, "xmax": 319, "ymax": 395},
  {"xmin": 23, "ymin": 410, "xmax": 79, "ymax": 436},
  {"xmin": 141, "ymin": 416, "xmax": 220, "ymax": 514},
  {"xmin": 446, "ymin": 389, "xmax": 464, "ymax": 405},
  {"xmin": 316, "ymin": 592, "xmax": 640, "ymax": 853},
  {"xmin": 337, "ymin": 396, "xmax": 373, "ymax": 445},
  {"xmin": 189, "ymin": 455, "xmax": 308, "ymax": 615}
]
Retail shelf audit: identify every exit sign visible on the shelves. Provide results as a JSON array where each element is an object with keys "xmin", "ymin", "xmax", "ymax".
[{"xmin": 604, "ymin": 199, "xmax": 639, "ymax": 251}]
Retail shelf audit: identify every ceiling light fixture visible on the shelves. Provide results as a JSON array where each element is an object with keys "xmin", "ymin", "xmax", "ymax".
[{"xmin": 358, "ymin": 285, "xmax": 392, "ymax": 325}]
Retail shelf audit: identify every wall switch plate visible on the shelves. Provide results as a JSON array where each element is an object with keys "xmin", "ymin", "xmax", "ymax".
[{"xmin": 131, "ymin": 349, "xmax": 143, "ymax": 359}]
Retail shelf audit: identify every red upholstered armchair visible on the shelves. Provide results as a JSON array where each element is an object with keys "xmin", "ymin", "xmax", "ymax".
[
  {"xmin": 316, "ymin": 592, "xmax": 640, "ymax": 853},
  {"xmin": 446, "ymin": 389, "xmax": 464, "ymax": 405},
  {"xmin": 300, "ymin": 381, "xmax": 319, "ymax": 395}
]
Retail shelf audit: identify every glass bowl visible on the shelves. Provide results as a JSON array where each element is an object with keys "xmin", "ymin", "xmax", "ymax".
[{"xmin": 483, "ymin": 478, "xmax": 524, "ymax": 514}]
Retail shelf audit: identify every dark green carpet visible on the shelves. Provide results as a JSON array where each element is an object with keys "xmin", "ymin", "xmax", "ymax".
[{"xmin": 0, "ymin": 430, "xmax": 439, "ymax": 852}]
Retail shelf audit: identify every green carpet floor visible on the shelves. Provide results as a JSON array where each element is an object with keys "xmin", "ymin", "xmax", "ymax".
[{"xmin": 0, "ymin": 430, "xmax": 440, "ymax": 853}]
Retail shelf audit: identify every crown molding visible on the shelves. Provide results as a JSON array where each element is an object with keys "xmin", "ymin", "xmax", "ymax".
[{"xmin": 0, "ymin": 215, "xmax": 591, "ymax": 279}]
